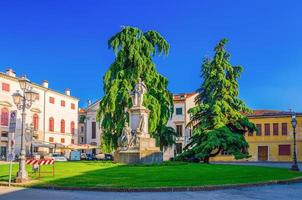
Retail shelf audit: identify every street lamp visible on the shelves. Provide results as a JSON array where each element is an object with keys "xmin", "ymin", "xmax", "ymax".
[
  {"xmin": 291, "ymin": 112, "xmax": 299, "ymax": 171},
  {"xmin": 12, "ymin": 76, "xmax": 38, "ymax": 183}
]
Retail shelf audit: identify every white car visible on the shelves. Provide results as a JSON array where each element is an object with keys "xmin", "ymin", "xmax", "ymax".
[{"xmin": 51, "ymin": 153, "xmax": 67, "ymax": 162}]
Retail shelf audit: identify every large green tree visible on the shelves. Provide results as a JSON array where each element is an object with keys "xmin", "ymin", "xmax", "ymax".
[
  {"xmin": 97, "ymin": 26, "xmax": 173, "ymax": 153},
  {"xmin": 178, "ymin": 39, "xmax": 256, "ymax": 163}
]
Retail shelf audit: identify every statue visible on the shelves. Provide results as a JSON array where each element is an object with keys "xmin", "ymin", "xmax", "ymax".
[
  {"xmin": 130, "ymin": 78, "xmax": 147, "ymax": 107},
  {"xmin": 118, "ymin": 122, "xmax": 139, "ymax": 150},
  {"xmin": 118, "ymin": 122, "xmax": 131, "ymax": 149}
]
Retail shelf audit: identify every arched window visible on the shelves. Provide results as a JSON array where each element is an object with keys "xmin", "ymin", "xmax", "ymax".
[
  {"xmin": 70, "ymin": 121, "xmax": 75, "ymax": 134},
  {"xmin": 60, "ymin": 119, "xmax": 65, "ymax": 133},
  {"xmin": 49, "ymin": 117, "xmax": 54, "ymax": 132},
  {"xmin": 33, "ymin": 114, "xmax": 39, "ymax": 131},
  {"xmin": 1, "ymin": 108, "xmax": 9, "ymax": 126}
]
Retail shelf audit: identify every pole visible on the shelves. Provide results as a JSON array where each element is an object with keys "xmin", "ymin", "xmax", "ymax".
[
  {"xmin": 291, "ymin": 126, "xmax": 300, "ymax": 171},
  {"xmin": 15, "ymin": 97, "xmax": 29, "ymax": 182},
  {"xmin": 8, "ymin": 160, "xmax": 13, "ymax": 187}
]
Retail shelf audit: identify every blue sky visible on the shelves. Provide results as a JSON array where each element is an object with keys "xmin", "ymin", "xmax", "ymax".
[{"xmin": 0, "ymin": 0, "xmax": 301, "ymax": 111}]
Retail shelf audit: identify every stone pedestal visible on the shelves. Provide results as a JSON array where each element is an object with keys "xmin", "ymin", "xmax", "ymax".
[{"xmin": 114, "ymin": 137, "xmax": 163, "ymax": 164}]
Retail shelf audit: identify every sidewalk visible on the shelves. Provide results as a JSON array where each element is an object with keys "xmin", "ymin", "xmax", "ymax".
[{"xmin": 213, "ymin": 161, "xmax": 302, "ymax": 168}]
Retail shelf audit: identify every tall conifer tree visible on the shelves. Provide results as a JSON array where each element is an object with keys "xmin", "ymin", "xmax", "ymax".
[
  {"xmin": 97, "ymin": 26, "xmax": 173, "ymax": 152},
  {"xmin": 179, "ymin": 39, "xmax": 256, "ymax": 163}
]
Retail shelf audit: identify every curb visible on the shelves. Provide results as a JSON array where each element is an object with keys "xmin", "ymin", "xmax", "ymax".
[{"xmin": 1, "ymin": 177, "xmax": 302, "ymax": 192}]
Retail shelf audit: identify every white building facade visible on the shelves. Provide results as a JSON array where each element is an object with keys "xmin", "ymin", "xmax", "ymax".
[
  {"xmin": 164, "ymin": 93, "xmax": 197, "ymax": 160},
  {"xmin": 0, "ymin": 69, "xmax": 79, "ymax": 159},
  {"xmin": 80, "ymin": 100, "xmax": 102, "ymax": 155}
]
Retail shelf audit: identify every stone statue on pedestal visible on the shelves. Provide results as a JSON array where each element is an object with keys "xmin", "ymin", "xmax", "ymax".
[
  {"xmin": 130, "ymin": 78, "xmax": 147, "ymax": 107},
  {"xmin": 115, "ymin": 79, "xmax": 163, "ymax": 164}
]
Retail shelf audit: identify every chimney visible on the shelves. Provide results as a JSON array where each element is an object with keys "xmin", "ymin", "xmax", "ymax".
[
  {"xmin": 6, "ymin": 68, "xmax": 16, "ymax": 77},
  {"xmin": 65, "ymin": 88, "xmax": 71, "ymax": 96},
  {"xmin": 42, "ymin": 80, "xmax": 49, "ymax": 88},
  {"xmin": 87, "ymin": 99, "xmax": 92, "ymax": 107}
]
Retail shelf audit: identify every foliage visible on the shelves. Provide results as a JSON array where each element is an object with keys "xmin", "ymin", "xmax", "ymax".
[
  {"xmin": 97, "ymin": 26, "xmax": 173, "ymax": 152},
  {"xmin": 79, "ymin": 115, "xmax": 86, "ymax": 123},
  {"xmin": 155, "ymin": 125, "xmax": 178, "ymax": 151},
  {"xmin": 178, "ymin": 39, "xmax": 256, "ymax": 163}
]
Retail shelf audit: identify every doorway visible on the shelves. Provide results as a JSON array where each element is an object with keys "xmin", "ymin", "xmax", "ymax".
[{"xmin": 258, "ymin": 146, "xmax": 268, "ymax": 161}]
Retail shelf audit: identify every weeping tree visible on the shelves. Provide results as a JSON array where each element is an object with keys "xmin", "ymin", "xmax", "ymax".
[
  {"xmin": 97, "ymin": 26, "xmax": 174, "ymax": 153},
  {"xmin": 178, "ymin": 39, "xmax": 256, "ymax": 163}
]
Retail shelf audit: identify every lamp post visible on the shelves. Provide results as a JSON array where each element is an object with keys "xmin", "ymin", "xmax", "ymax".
[
  {"xmin": 12, "ymin": 76, "xmax": 38, "ymax": 182},
  {"xmin": 291, "ymin": 112, "xmax": 300, "ymax": 171}
]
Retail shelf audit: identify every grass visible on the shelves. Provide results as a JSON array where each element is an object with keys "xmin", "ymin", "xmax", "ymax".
[{"xmin": 0, "ymin": 161, "xmax": 301, "ymax": 188}]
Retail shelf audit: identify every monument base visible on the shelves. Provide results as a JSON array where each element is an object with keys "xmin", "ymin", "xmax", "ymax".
[{"xmin": 114, "ymin": 137, "xmax": 163, "ymax": 164}]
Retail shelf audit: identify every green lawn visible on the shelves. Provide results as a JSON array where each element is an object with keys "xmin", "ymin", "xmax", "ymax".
[{"xmin": 0, "ymin": 161, "xmax": 301, "ymax": 188}]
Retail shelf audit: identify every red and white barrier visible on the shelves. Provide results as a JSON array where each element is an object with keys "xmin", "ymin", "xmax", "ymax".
[
  {"xmin": 26, "ymin": 159, "xmax": 55, "ymax": 177},
  {"xmin": 26, "ymin": 159, "xmax": 55, "ymax": 165}
]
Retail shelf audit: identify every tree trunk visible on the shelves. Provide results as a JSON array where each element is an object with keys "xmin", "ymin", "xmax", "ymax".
[
  {"xmin": 203, "ymin": 156, "xmax": 210, "ymax": 164},
  {"xmin": 203, "ymin": 148, "xmax": 221, "ymax": 164}
]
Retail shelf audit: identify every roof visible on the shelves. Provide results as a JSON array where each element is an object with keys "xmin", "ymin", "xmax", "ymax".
[
  {"xmin": 247, "ymin": 110, "xmax": 302, "ymax": 118},
  {"xmin": 173, "ymin": 92, "xmax": 197, "ymax": 101}
]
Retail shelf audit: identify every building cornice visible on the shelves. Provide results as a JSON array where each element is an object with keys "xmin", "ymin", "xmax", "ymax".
[{"xmin": 0, "ymin": 72, "xmax": 79, "ymax": 101}]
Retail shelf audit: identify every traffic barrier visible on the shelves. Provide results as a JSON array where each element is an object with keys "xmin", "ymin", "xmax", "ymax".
[{"xmin": 26, "ymin": 159, "xmax": 55, "ymax": 177}]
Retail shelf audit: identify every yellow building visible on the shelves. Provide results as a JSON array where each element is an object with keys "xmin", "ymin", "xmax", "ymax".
[{"xmin": 211, "ymin": 110, "xmax": 302, "ymax": 162}]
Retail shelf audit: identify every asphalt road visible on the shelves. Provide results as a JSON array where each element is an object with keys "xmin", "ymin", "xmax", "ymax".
[{"xmin": 1, "ymin": 183, "xmax": 302, "ymax": 200}]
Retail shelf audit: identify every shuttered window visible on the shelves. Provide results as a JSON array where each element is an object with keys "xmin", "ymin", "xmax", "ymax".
[
  {"xmin": 256, "ymin": 124, "xmax": 262, "ymax": 136},
  {"xmin": 92, "ymin": 122, "xmax": 96, "ymax": 139},
  {"xmin": 279, "ymin": 144, "xmax": 290, "ymax": 155},
  {"xmin": 273, "ymin": 123, "xmax": 279, "ymax": 136},
  {"xmin": 264, "ymin": 123, "xmax": 270, "ymax": 136},
  {"xmin": 282, "ymin": 123, "xmax": 288, "ymax": 135}
]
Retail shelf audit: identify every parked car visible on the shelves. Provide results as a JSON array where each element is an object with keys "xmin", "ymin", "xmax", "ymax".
[
  {"xmin": 80, "ymin": 153, "xmax": 87, "ymax": 160},
  {"xmin": 104, "ymin": 154, "xmax": 114, "ymax": 161},
  {"xmin": 51, "ymin": 153, "xmax": 67, "ymax": 162},
  {"xmin": 86, "ymin": 154, "xmax": 97, "ymax": 161},
  {"xmin": 95, "ymin": 153, "xmax": 114, "ymax": 161}
]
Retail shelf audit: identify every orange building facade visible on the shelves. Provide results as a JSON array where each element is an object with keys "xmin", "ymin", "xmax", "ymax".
[{"xmin": 211, "ymin": 110, "xmax": 302, "ymax": 162}]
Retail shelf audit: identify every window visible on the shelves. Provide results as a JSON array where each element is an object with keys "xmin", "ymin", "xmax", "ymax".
[
  {"xmin": 49, "ymin": 137, "xmax": 54, "ymax": 142},
  {"xmin": 282, "ymin": 123, "xmax": 288, "ymax": 135},
  {"xmin": 175, "ymin": 143, "xmax": 182, "ymax": 155},
  {"xmin": 33, "ymin": 114, "xmax": 39, "ymax": 131},
  {"xmin": 49, "ymin": 97, "xmax": 55, "ymax": 104},
  {"xmin": 2, "ymin": 83, "xmax": 10, "ymax": 92},
  {"xmin": 175, "ymin": 107, "xmax": 183, "ymax": 115},
  {"xmin": 81, "ymin": 137, "xmax": 84, "ymax": 143},
  {"xmin": 92, "ymin": 122, "xmax": 96, "ymax": 139},
  {"xmin": 71, "ymin": 139, "xmax": 74, "ymax": 144},
  {"xmin": 70, "ymin": 121, "xmax": 75, "ymax": 134},
  {"xmin": 61, "ymin": 100, "xmax": 65, "ymax": 107},
  {"xmin": 279, "ymin": 144, "xmax": 291, "ymax": 155},
  {"xmin": 60, "ymin": 119, "xmax": 65, "ymax": 133},
  {"xmin": 81, "ymin": 126, "xmax": 84, "ymax": 133},
  {"xmin": 61, "ymin": 138, "xmax": 65, "ymax": 143},
  {"xmin": 35, "ymin": 93, "xmax": 40, "ymax": 101},
  {"xmin": 1, "ymin": 131, "xmax": 8, "ymax": 137},
  {"xmin": 264, "ymin": 123, "xmax": 270, "ymax": 136},
  {"xmin": 273, "ymin": 123, "xmax": 279, "ymax": 136},
  {"xmin": 176, "ymin": 125, "xmax": 183, "ymax": 137},
  {"xmin": 33, "ymin": 147, "xmax": 38, "ymax": 153},
  {"xmin": 256, "ymin": 124, "xmax": 262, "ymax": 136},
  {"xmin": 49, "ymin": 117, "xmax": 54, "ymax": 132},
  {"xmin": 71, "ymin": 103, "xmax": 75, "ymax": 110},
  {"xmin": 1, "ymin": 108, "xmax": 9, "ymax": 126}
]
